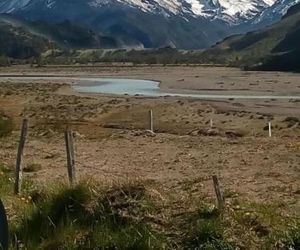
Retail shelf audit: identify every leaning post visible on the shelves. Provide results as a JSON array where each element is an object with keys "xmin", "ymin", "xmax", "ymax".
[
  {"xmin": 212, "ymin": 175, "xmax": 225, "ymax": 211},
  {"xmin": 65, "ymin": 129, "xmax": 76, "ymax": 185},
  {"xmin": 14, "ymin": 119, "xmax": 28, "ymax": 195}
]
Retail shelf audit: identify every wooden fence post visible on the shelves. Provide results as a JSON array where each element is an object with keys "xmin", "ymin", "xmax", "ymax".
[
  {"xmin": 149, "ymin": 110, "xmax": 153, "ymax": 132},
  {"xmin": 0, "ymin": 199, "xmax": 8, "ymax": 250},
  {"xmin": 65, "ymin": 130, "xmax": 76, "ymax": 185},
  {"xmin": 212, "ymin": 175, "xmax": 225, "ymax": 210},
  {"xmin": 14, "ymin": 119, "xmax": 28, "ymax": 195}
]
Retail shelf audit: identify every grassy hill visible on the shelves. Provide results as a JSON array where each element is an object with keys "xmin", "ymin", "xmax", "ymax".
[
  {"xmin": 28, "ymin": 20, "xmax": 117, "ymax": 49},
  {"xmin": 0, "ymin": 14, "xmax": 117, "ymax": 60},
  {"xmin": 203, "ymin": 3, "xmax": 300, "ymax": 71},
  {"xmin": 0, "ymin": 21, "xmax": 49, "ymax": 59}
]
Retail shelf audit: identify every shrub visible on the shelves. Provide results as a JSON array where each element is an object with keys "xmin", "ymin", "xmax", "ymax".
[
  {"xmin": 0, "ymin": 114, "xmax": 13, "ymax": 137},
  {"xmin": 182, "ymin": 205, "xmax": 235, "ymax": 250},
  {"xmin": 285, "ymin": 223, "xmax": 300, "ymax": 249},
  {"xmin": 10, "ymin": 183, "xmax": 166, "ymax": 249},
  {"xmin": 0, "ymin": 55, "xmax": 10, "ymax": 66}
]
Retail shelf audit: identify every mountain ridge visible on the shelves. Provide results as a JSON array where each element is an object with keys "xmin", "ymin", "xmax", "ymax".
[
  {"xmin": 0, "ymin": 0, "xmax": 290, "ymax": 24},
  {"xmin": 0, "ymin": 0, "xmax": 299, "ymax": 49}
]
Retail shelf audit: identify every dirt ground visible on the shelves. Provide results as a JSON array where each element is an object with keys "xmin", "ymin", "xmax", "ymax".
[{"xmin": 0, "ymin": 65, "xmax": 299, "ymax": 220}]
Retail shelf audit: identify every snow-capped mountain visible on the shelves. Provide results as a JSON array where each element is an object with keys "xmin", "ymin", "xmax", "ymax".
[
  {"xmin": 251, "ymin": 0, "xmax": 300, "ymax": 24},
  {"xmin": 0, "ymin": 0, "xmax": 299, "ymax": 48},
  {"xmin": 1, "ymin": 0, "xmax": 296, "ymax": 23}
]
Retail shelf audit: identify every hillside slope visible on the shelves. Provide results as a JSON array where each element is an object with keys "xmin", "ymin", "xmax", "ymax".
[
  {"xmin": 0, "ymin": 21, "xmax": 48, "ymax": 59},
  {"xmin": 205, "ymin": 3, "xmax": 300, "ymax": 71},
  {"xmin": 10, "ymin": 3, "xmax": 229, "ymax": 49},
  {"xmin": 0, "ymin": 14, "xmax": 117, "ymax": 59}
]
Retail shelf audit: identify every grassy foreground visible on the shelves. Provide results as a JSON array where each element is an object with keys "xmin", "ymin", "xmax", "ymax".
[{"xmin": 0, "ymin": 163, "xmax": 299, "ymax": 249}]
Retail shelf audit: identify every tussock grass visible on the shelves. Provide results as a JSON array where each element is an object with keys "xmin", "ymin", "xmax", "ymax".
[
  {"xmin": 0, "ymin": 113, "xmax": 13, "ymax": 137},
  {"xmin": 0, "ymin": 165, "xmax": 14, "ymax": 198},
  {"xmin": 10, "ymin": 182, "xmax": 167, "ymax": 249},
  {"xmin": 181, "ymin": 205, "xmax": 235, "ymax": 250},
  {"xmin": 229, "ymin": 201, "xmax": 300, "ymax": 249},
  {"xmin": 23, "ymin": 163, "xmax": 42, "ymax": 173},
  {"xmin": 0, "ymin": 164, "xmax": 298, "ymax": 249},
  {"xmin": 286, "ymin": 223, "xmax": 300, "ymax": 249}
]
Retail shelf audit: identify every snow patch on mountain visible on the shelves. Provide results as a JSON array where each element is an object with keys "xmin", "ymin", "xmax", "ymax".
[
  {"xmin": 0, "ymin": 0, "xmax": 299, "ymax": 25},
  {"xmin": 184, "ymin": 0, "xmax": 208, "ymax": 16},
  {"xmin": 252, "ymin": 0, "xmax": 300, "ymax": 24},
  {"xmin": 0, "ymin": 0, "xmax": 31, "ymax": 13},
  {"xmin": 89, "ymin": 0, "xmax": 281, "ymax": 22},
  {"xmin": 45, "ymin": 0, "xmax": 56, "ymax": 9},
  {"xmin": 218, "ymin": 0, "xmax": 270, "ymax": 16},
  {"xmin": 90, "ymin": 0, "xmax": 181, "ymax": 15}
]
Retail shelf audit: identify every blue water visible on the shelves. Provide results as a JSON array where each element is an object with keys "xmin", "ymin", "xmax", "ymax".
[
  {"xmin": 74, "ymin": 78, "xmax": 161, "ymax": 96},
  {"xmin": 73, "ymin": 78, "xmax": 300, "ymax": 100},
  {"xmin": 1, "ymin": 76, "xmax": 299, "ymax": 100}
]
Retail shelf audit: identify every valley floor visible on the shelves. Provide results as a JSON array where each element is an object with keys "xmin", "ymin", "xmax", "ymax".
[{"xmin": 0, "ymin": 65, "xmax": 299, "ymax": 249}]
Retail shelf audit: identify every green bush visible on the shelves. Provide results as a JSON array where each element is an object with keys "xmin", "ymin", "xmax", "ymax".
[
  {"xmin": 183, "ymin": 205, "xmax": 235, "ymax": 250},
  {"xmin": 0, "ymin": 55, "xmax": 10, "ymax": 66},
  {"xmin": 0, "ymin": 165, "xmax": 14, "ymax": 197},
  {"xmin": 285, "ymin": 223, "xmax": 300, "ymax": 249},
  {"xmin": 0, "ymin": 114, "xmax": 13, "ymax": 137},
  {"xmin": 10, "ymin": 183, "xmax": 166, "ymax": 249}
]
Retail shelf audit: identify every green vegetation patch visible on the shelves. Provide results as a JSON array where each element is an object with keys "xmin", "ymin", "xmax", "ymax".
[
  {"xmin": 286, "ymin": 223, "xmax": 300, "ymax": 249},
  {"xmin": 0, "ymin": 166, "xmax": 298, "ymax": 249},
  {"xmin": 0, "ymin": 165, "xmax": 14, "ymax": 198},
  {"xmin": 0, "ymin": 113, "xmax": 13, "ymax": 137},
  {"xmin": 10, "ymin": 182, "xmax": 166, "ymax": 249},
  {"xmin": 181, "ymin": 205, "xmax": 235, "ymax": 250},
  {"xmin": 0, "ymin": 55, "xmax": 10, "ymax": 66}
]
